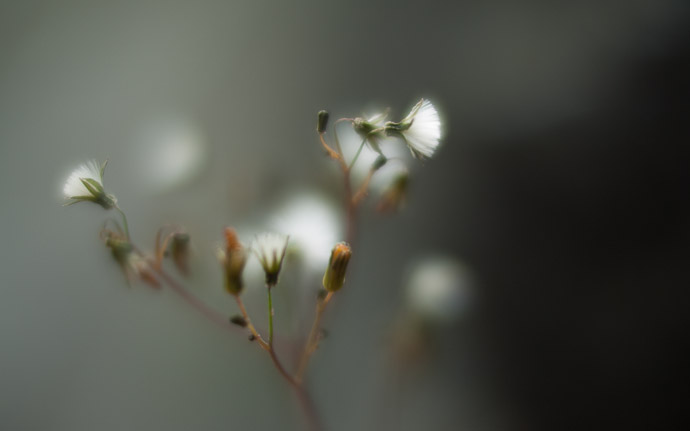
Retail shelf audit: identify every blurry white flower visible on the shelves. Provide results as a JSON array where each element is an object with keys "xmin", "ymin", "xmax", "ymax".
[
  {"xmin": 406, "ymin": 257, "xmax": 473, "ymax": 322},
  {"xmin": 386, "ymin": 99, "xmax": 441, "ymax": 160},
  {"xmin": 253, "ymin": 232, "xmax": 289, "ymax": 285},
  {"xmin": 63, "ymin": 160, "xmax": 116, "ymax": 209},
  {"xmin": 270, "ymin": 193, "xmax": 341, "ymax": 271},
  {"xmin": 131, "ymin": 116, "xmax": 207, "ymax": 194}
]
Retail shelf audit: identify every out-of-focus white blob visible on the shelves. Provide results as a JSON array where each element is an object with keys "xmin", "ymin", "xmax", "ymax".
[
  {"xmin": 132, "ymin": 117, "xmax": 207, "ymax": 193},
  {"xmin": 342, "ymin": 125, "xmax": 409, "ymax": 193},
  {"xmin": 406, "ymin": 257, "xmax": 475, "ymax": 323},
  {"xmin": 368, "ymin": 156, "xmax": 409, "ymax": 195},
  {"xmin": 269, "ymin": 193, "xmax": 342, "ymax": 271}
]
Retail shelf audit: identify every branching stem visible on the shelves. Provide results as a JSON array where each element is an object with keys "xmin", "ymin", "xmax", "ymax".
[{"xmin": 295, "ymin": 291, "xmax": 334, "ymax": 382}]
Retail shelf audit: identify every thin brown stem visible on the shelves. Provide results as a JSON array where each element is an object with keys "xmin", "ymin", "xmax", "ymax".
[
  {"xmin": 154, "ymin": 266, "xmax": 322, "ymax": 430},
  {"xmin": 352, "ymin": 168, "xmax": 375, "ymax": 207},
  {"xmin": 295, "ymin": 291, "xmax": 334, "ymax": 382},
  {"xmin": 344, "ymin": 169, "xmax": 357, "ymax": 245},
  {"xmin": 236, "ymin": 297, "xmax": 323, "ymax": 431},
  {"xmin": 234, "ymin": 295, "xmax": 270, "ymax": 351},
  {"xmin": 319, "ymin": 133, "xmax": 346, "ymax": 170}
]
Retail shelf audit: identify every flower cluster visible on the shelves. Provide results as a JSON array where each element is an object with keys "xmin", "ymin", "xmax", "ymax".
[{"xmin": 62, "ymin": 96, "xmax": 445, "ymax": 431}]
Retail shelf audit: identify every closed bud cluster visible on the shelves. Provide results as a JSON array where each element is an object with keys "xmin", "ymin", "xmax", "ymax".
[
  {"xmin": 322, "ymin": 242, "xmax": 352, "ymax": 292},
  {"xmin": 218, "ymin": 228, "xmax": 247, "ymax": 295}
]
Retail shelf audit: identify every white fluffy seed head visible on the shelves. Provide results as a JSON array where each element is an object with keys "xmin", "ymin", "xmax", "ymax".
[
  {"xmin": 63, "ymin": 160, "xmax": 103, "ymax": 198},
  {"xmin": 402, "ymin": 99, "xmax": 441, "ymax": 159}
]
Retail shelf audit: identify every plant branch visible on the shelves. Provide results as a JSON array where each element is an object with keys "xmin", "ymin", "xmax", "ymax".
[
  {"xmin": 155, "ymin": 266, "xmax": 322, "ymax": 430},
  {"xmin": 234, "ymin": 295, "xmax": 270, "ymax": 351},
  {"xmin": 153, "ymin": 266, "xmax": 238, "ymax": 333},
  {"xmin": 295, "ymin": 291, "xmax": 334, "ymax": 383}
]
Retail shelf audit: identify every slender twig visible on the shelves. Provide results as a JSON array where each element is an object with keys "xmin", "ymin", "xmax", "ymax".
[
  {"xmin": 348, "ymin": 138, "xmax": 367, "ymax": 171},
  {"xmin": 318, "ymin": 132, "xmax": 345, "ymax": 165},
  {"xmin": 153, "ymin": 267, "xmax": 239, "ymax": 333},
  {"xmin": 295, "ymin": 291, "xmax": 334, "ymax": 382},
  {"xmin": 344, "ymin": 169, "xmax": 356, "ymax": 246},
  {"xmin": 352, "ymin": 168, "xmax": 375, "ymax": 207},
  {"xmin": 154, "ymin": 266, "xmax": 321, "ymax": 430},
  {"xmin": 234, "ymin": 295, "xmax": 270, "ymax": 351}
]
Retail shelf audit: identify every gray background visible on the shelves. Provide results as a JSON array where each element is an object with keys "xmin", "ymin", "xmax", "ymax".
[{"xmin": 1, "ymin": 1, "xmax": 688, "ymax": 430}]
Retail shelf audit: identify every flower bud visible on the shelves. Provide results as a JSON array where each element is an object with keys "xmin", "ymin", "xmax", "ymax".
[
  {"xmin": 317, "ymin": 110, "xmax": 329, "ymax": 134},
  {"xmin": 105, "ymin": 233, "xmax": 133, "ymax": 268},
  {"xmin": 171, "ymin": 232, "xmax": 190, "ymax": 275},
  {"xmin": 372, "ymin": 155, "xmax": 388, "ymax": 171},
  {"xmin": 253, "ymin": 232, "xmax": 289, "ymax": 286},
  {"xmin": 131, "ymin": 256, "xmax": 161, "ymax": 289},
  {"xmin": 104, "ymin": 232, "xmax": 159, "ymax": 288},
  {"xmin": 219, "ymin": 228, "xmax": 247, "ymax": 295},
  {"xmin": 229, "ymin": 315, "xmax": 247, "ymax": 327},
  {"xmin": 322, "ymin": 242, "xmax": 352, "ymax": 292}
]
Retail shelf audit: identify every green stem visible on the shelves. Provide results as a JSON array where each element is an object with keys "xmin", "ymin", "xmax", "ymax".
[
  {"xmin": 115, "ymin": 205, "xmax": 130, "ymax": 240},
  {"xmin": 267, "ymin": 286, "xmax": 274, "ymax": 346},
  {"xmin": 349, "ymin": 138, "xmax": 367, "ymax": 170}
]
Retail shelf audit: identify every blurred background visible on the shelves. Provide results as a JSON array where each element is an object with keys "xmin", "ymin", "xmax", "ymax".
[{"xmin": 1, "ymin": 1, "xmax": 689, "ymax": 430}]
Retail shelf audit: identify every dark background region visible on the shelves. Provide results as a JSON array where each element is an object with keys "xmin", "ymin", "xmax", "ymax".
[
  {"xmin": 462, "ymin": 31, "xmax": 690, "ymax": 430},
  {"xmin": 1, "ymin": 1, "xmax": 688, "ymax": 430}
]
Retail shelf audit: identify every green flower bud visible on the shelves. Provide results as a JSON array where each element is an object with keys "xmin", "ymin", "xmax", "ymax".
[
  {"xmin": 317, "ymin": 110, "xmax": 329, "ymax": 134},
  {"xmin": 322, "ymin": 242, "xmax": 352, "ymax": 292},
  {"xmin": 219, "ymin": 228, "xmax": 247, "ymax": 295}
]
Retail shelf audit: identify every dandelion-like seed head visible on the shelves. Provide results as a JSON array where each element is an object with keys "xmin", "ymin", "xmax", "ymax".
[
  {"xmin": 63, "ymin": 159, "xmax": 116, "ymax": 209},
  {"xmin": 385, "ymin": 99, "xmax": 442, "ymax": 160},
  {"xmin": 253, "ymin": 232, "xmax": 289, "ymax": 286}
]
